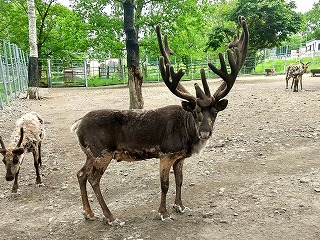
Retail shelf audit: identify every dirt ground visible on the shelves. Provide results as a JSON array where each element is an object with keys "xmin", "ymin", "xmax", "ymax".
[{"xmin": 0, "ymin": 74, "xmax": 319, "ymax": 240}]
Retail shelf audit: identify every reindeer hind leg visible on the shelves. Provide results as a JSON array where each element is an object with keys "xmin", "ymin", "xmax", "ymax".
[
  {"xmin": 38, "ymin": 142, "xmax": 42, "ymax": 166},
  {"xmin": 33, "ymin": 148, "xmax": 42, "ymax": 184},
  {"xmin": 77, "ymin": 156, "xmax": 96, "ymax": 220},
  {"xmin": 87, "ymin": 154, "xmax": 119, "ymax": 225}
]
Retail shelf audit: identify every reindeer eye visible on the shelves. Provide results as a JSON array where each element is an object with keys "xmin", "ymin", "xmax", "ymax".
[
  {"xmin": 210, "ymin": 107, "xmax": 218, "ymax": 116},
  {"xmin": 13, "ymin": 156, "xmax": 19, "ymax": 164}
]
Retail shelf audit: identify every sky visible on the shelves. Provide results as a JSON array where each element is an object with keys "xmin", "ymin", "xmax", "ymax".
[
  {"xmin": 294, "ymin": 0, "xmax": 317, "ymax": 13},
  {"xmin": 57, "ymin": 0, "xmax": 317, "ymax": 13}
]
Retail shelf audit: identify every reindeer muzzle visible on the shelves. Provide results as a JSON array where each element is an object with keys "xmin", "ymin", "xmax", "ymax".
[
  {"xmin": 5, "ymin": 173, "xmax": 14, "ymax": 181},
  {"xmin": 199, "ymin": 130, "xmax": 212, "ymax": 139}
]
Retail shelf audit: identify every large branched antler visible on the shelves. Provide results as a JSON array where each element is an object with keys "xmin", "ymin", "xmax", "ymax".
[
  {"xmin": 157, "ymin": 16, "xmax": 249, "ymax": 107},
  {"xmin": 156, "ymin": 24, "xmax": 197, "ymax": 106},
  {"xmin": 16, "ymin": 128, "xmax": 24, "ymax": 147},
  {"xmin": 208, "ymin": 16, "xmax": 249, "ymax": 102}
]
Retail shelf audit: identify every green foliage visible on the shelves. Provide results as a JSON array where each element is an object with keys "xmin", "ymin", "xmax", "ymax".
[
  {"xmin": 39, "ymin": 4, "xmax": 90, "ymax": 60},
  {"xmin": 0, "ymin": 0, "xmax": 90, "ymax": 61},
  {"xmin": 304, "ymin": 1, "xmax": 320, "ymax": 40},
  {"xmin": 73, "ymin": 0, "xmax": 124, "ymax": 59},
  {"xmin": 87, "ymin": 75, "xmax": 126, "ymax": 86},
  {"xmin": 204, "ymin": 0, "xmax": 238, "ymax": 53},
  {"xmin": 232, "ymin": 0, "xmax": 303, "ymax": 51},
  {"xmin": 0, "ymin": 0, "xmax": 29, "ymax": 50}
]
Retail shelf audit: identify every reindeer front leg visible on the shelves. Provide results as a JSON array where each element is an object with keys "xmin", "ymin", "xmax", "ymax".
[
  {"xmin": 12, "ymin": 170, "xmax": 19, "ymax": 193},
  {"xmin": 172, "ymin": 158, "xmax": 189, "ymax": 213},
  {"xmin": 159, "ymin": 155, "xmax": 176, "ymax": 222}
]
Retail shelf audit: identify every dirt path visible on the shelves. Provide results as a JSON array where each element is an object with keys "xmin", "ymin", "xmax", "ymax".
[{"xmin": 0, "ymin": 74, "xmax": 319, "ymax": 240}]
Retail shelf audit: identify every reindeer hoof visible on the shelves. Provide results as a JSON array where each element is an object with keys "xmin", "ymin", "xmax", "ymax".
[
  {"xmin": 173, "ymin": 204, "xmax": 191, "ymax": 214},
  {"xmin": 159, "ymin": 213, "xmax": 174, "ymax": 222},
  {"xmin": 10, "ymin": 191, "xmax": 21, "ymax": 198},
  {"xmin": 36, "ymin": 183, "xmax": 45, "ymax": 187},
  {"xmin": 82, "ymin": 211, "xmax": 96, "ymax": 221},
  {"xmin": 103, "ymin": 217, "xmax": 125, "ymax": 226}
]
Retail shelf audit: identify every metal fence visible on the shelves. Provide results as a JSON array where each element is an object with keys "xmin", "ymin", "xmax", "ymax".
[
  {"xmin": 37, "ymin": 52, "xmax": 320, "ymax": 88},
  {"xmin": 0, "ymin": 40, "xmax": 28, "ymax": 109},
  {"xmin": 2, "ymin": 42, "xmax": 320, "ymax": 109},
  {"xmin": 38, "ymin": 54, "xmax": 257, "ymax": 88}
]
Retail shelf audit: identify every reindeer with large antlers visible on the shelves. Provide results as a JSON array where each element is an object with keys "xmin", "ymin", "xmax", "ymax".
[{"xmin": 71, "ymin": 16, "xmax": 248, "ymax": 225}]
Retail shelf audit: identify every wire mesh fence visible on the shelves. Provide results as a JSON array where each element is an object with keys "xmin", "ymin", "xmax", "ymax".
[
  {"xmin": 38, "ymin": 53, "xmax": 256, "ymax": 88},
  {"xmin": 0, "ymin": 40, "xmax": 28, "ymax": 109},
  {"xmin": 2, "ymin": 40, "xmax": 320, "ymax": 109},
  {"xmin": 38, "ymin": 52, "xmax": 320, "ymax": 89}
]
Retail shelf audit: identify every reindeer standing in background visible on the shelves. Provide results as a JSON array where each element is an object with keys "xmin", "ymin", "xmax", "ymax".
[
  {"xmin": 285, "ymin": 62, "xmax": 310, "ymax": 92},
  {"xmin": 71, "ymin": 16, "xmax": 248, "ymax": 225}
]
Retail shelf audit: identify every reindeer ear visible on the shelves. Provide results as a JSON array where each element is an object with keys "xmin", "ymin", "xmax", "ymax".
[
  {"xmin": 181, "ymin": 101, "xmax": 195, "ymax": 112},
  {"xmin": 12, "ymin": 147, "xmax": 24, "ymax": 155},
  {"xmin": 215, "ymin": 99, "xmax": 228, "ymax": 112}
]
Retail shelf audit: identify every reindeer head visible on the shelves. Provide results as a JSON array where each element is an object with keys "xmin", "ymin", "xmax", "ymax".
[
  {"xmin": 300, "ymin": 61, "xmax": 311, "ymax": 74},
  {"xmin": 156, "ymin": 16, "xmax": 249, "ymax": 140},
  {"xmin": 0, "ymin": 128, "xmax": 25, "ymax": 181}
]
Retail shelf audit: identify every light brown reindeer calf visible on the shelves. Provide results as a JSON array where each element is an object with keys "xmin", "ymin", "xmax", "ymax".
[
  {"xmin": 0, "ymin": 112, "xmax": 45, "ymax": 193},
  {"xmin": 285, "ymin": 62, "xmax": 310, "ymax": 92}
]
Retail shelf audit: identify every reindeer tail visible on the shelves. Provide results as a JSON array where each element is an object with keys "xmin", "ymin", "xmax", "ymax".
[{"xmin": 71, "ymin": 119, "xmax": 82, "ymax": 133}]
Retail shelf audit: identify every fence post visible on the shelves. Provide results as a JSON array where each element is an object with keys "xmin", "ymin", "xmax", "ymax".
[
  {"xmin": 13, "ymin": 44, "xmax": 23, "ymax": 92},
  {"xmin": 47, "ymin": 59, "xmax": 52, "ymax": 87},
  {"xmin": 21, "ymin": 50, "xmax": 28, "ymax": 89},
  {"xmin": 8, "ymin": 43, "xmax": 19, "ymax": 98},
  {"xmin": 2, "ymin": 40, "xmax": 13, "ymax": 100},
  {"xmin": 190, "ymin": 56, "xmax": 193, "ymax": 80},
  {"xmin": 84, "ymin": 60, "xmax": 88, "ymax": 87},
  {"xmin": 0, "ymin": 55, "xmax": 9, "ymax": 106}
]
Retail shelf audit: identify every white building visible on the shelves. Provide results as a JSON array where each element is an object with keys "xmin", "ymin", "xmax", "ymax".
[
  {"xmin": 303, "ymin": 39, "xmax": 320, "ymax": 54},
  {"xmin": 299, "ymin": 39, "xmax": 320, "ymax": 56}
]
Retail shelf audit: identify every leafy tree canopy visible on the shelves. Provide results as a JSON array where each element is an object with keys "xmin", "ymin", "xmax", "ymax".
[
  {"xmin": 304, "ymin": 1, "xmax": 320, "ymax": 40},
  {"xmin": 0, "ymin": 0, "xmax": 90, "ymax": 60},
  {"xmin": 232, "ymin": 0, "xmax": 303, "ymax": 51}
]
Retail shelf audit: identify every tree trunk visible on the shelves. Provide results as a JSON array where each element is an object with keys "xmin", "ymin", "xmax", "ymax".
[
  {"xmin": 27, "ymin": 0, "xmax": 40, "ymax": 99},
  {"xmin": 124, "ymin": 0, "xmax": 144, "ymax": 109}
]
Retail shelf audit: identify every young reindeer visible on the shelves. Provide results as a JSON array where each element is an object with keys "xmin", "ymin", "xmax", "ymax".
[
  {"xmin": 285, "ymin": 61, "xmax": 310, "ymax": 92},
  {"xmin": 71, "ymin": 16, "xmax": 248, "ymax": 225},
  {"xmin": 0, "ymin": 112, "xmax": 45, "ymax": 193}
]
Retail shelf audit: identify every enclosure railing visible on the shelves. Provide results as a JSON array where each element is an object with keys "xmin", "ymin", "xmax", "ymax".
[
  {"xmin": 38, "ymin": 52, "xmax": 320, "ymax": 88},
  {"xmin": 0, "ymin": 40, "xmax": 28, "ymax": 109},
  {"xmin": 1, "ymin": 45, "xmax": 320, "ymax": 108},
  {"xmin": 38, "ymin": 54, "xmax": 256, "ymax": 88}
]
